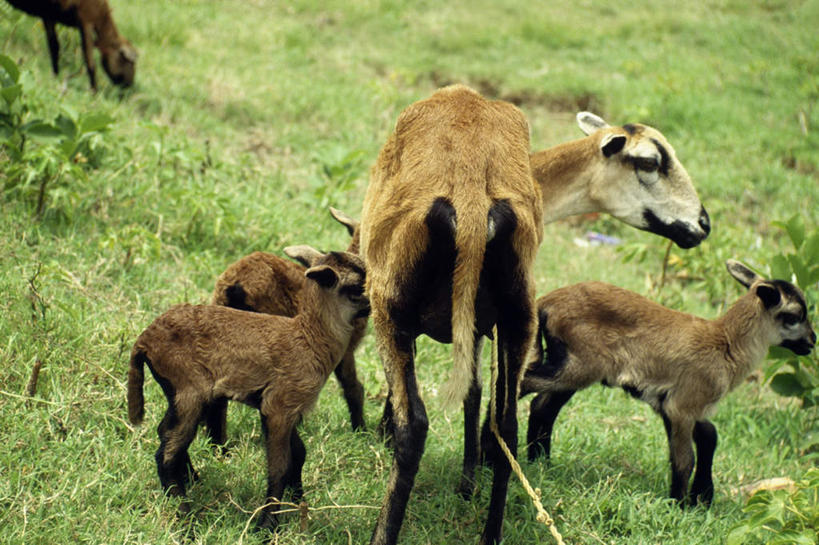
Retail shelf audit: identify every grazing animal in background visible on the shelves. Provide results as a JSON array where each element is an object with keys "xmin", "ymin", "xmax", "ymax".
[
  {"xmin": 531, "ymin": 111, "xmax": 711, "ymax": 249},
  {"xmin": 516, "ymin": 260, "xmax": 815, "ymax": 506},
  {"xmin": 6, "ymin": 0, "xmax": 137, "ymax": 91},
  {"xmin": 210, "ymin": 207, "xmax": 367, "ymax": 432},
  {"xmin": 127, "ymin": 247, "xmax": 369, "ymax": 531},
  {"xmin": 360, "ymin": 84, "xmax": 543, "ymax": 545}
]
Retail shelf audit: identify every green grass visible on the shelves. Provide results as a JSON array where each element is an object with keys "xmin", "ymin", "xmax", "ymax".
[{"xmin": 1, "ymin": 0, "xmax": 818, "ymax": 543}]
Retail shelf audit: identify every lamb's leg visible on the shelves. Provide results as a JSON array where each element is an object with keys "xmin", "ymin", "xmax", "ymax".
[
  {"xmin": 457, "ymin": 335, "xmax": 484, "ymax": 498},
  {"xmin": 370, "ymin": 326, "xmax": 427, "ymax": 545},
  {"xmin": 376, "ymin": 391, "xmax": 394, "ymax": 444},
  {"xmin": 661, "ymin": 412, "xmax": 696, "ymax": 504},
  {"xmin": 42, "ymin": 20, "xmax": 59, "ymax": 75},
  {"xmin": 203, "ymin": 397, "xmax": 228, "ymax": 451},
  {"xmin": 283, "ymin": 428, "xmax": 306, "ymax": 502},
  {"xmin": 155, "ymin": 401, "xmax": 202, "ymax": 510},
  {"xmin": 689, "ymin": 419, "xmax": 717, "ymax": 506},
  {"xmin": 333, "ymin": 346, "xmax": 366, "ymax": 431},
  {"xmin": 257, "ymin": 412, "xmax": 294, "ymax": 532},
  {"xmin": 526, "ymin": 390, "xmax": 575, "ymax": 462}
]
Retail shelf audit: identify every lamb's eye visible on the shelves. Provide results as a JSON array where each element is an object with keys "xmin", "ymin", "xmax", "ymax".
[
  {"xmin": 634, "ymin": 157, "xmax": 659, "ymax": 172},
  {"xmin": 340, "ymin": 285, "xmax": 364, "ymax": 298},
  {"xmin": 780, "ymin": 313, "xmax": 800, "ymax": 326}
]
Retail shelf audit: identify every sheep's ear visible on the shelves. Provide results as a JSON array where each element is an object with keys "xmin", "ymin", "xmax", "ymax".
[
  {"xmin": 305, "ymin": 265, "xmax": 338, "ymax": 289},
  {"xmin": 600, "ymin": 133, "xmax": 627, "ymax": 158},
  {"xmin": 755, "ymin": 283, "xmax": 781, "ymax": 309},
  {"xmin": 726, "ymin": 259, "xmax": 762, "ymax": 289},
  {"xmin": 284, "ymin": 245, "xmax": 324, "ymax": 267},
  {"xmin": 577, "ymin": 112, "xmax": 609, "ymax": 135},
  {"xmin": 329, "ymin": 207, "xmax": 359, "ymax": 236}
]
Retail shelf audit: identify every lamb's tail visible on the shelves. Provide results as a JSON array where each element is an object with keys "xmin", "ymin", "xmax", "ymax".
[{"xmin": 127, "ymin": 348, "xmax": 147, "ymax": 425}]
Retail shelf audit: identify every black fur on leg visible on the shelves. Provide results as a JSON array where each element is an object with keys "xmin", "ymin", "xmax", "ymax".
[
  {"xmin": 526, "ymin": 390, "xmax": 575, "ymax": 462},
  {"xmin": 689, "ymin": 420, "xmax": 717, "ymax": 506}
]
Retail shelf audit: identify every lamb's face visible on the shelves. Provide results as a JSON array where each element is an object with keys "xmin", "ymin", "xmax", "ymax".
[
  {"xmin": 306, "ymin": 252, "xmax": 370, "ymax": 322},
  {"xmin": 761, "ymin": 280, "xmax": 815, "ymax": 356}
]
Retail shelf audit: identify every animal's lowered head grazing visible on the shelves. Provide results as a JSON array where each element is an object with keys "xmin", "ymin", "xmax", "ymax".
[{"xmin": 575, "ymin": 112, "xmax": 710, "ymax": 249}]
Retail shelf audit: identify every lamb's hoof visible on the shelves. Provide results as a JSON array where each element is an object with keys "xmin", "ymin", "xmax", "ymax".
[
  {"xmin": 176, "ymin": 500, "xmax": 192, "ymax": 516},
  {"xmin": 255, "ymin": 512, "xmax": 279, "ymax": 534},
  {"xmin": 456, "ymin": 478, "xmax": 475, "ymax": 500}
]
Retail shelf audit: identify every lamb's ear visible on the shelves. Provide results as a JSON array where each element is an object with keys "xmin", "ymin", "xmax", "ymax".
[
  {"xmin": 329, "ymin": 207, "xmax": 359, "ymax": 236},
  {"xmin": 755, "ymin": 283, "xmax": 781, "ymax": 309},
  {"xmin": 284, "ymin": 245, "xmax": 324, "ymax": 268},
  {"xmin": 600, "ymin": 133, "xmax": 627, "ymax": 158},
  {"xmin": 577, "ymin": 112, "xmax": 609, "ymax": 135},
  {"xmin": 726, "ymin": 259, "xmax": 762, "ymax": 289},
  {"xmin": 305, "ymin": 265, "xmax": 338, "ymax": 289}
]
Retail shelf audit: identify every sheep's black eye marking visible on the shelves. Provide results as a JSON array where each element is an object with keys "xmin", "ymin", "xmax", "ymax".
[
  {"xmin": 780, "ymin": 312, "xmax": 801, "ymax": 326},
  {"xmin": 340, "ymin": 284, "xmax": 365, "ymax": 298},
  {"xmin": 650, "ymin": 138, "xmax": 671, "ymax": 175},
  {"xmin": 633, "ymin": 157, "xmax": 660, "ymax": 172}
]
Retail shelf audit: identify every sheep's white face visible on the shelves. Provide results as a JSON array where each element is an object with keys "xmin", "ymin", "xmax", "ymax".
[{"xmin": 578, "ymin": 113, "xmax": 710, "ymax": 249}]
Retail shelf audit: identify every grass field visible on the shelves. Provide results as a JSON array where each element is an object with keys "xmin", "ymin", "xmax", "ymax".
[{"xmin": 1, "ymin": 1, "xmax": 817, "ymax": 543}]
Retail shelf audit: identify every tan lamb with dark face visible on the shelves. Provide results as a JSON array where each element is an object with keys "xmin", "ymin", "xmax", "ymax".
[
  {"xmin": 518, "ymin": 260, "xmax": 815, "ymax": 506},
  {"xmin": 210, "ymin": 208, "xmax": 367, "ymax": 432},
  {"xmin": 127, "ymin": 247, "xmax": 369, "ymax": 532},
  {"xmin": 6, "ymin": 0, "xmax": 137, "ymax": 90}
]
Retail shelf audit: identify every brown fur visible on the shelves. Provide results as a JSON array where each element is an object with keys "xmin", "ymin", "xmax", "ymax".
[
  {"xmin": 6, "ymin": 0, "xmax": 137, "ymax": 90},
  {"xmin": 521, "ymin": 261, "xmax": 815, "ymax": 505},
  {"xmin": 530, "ymin": 113, "xmax": 709, "ymax": 248},
  {"xmin": 360, "ymin": 84, "xmax": 542, "ymax": 545},
  {"xmin": 127, "ymin": 248, "xmax": 368, "ymax": 531},
  {"xmin": 210, "ymin": 209, "xmax": 367, "ymax": 430}
]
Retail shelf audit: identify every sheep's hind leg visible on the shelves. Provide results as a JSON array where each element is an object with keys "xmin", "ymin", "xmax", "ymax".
[
  {"xmin": 203, "ymin": 397, "xmax": 229, "ymax": 452},
  {"xmin": 526, "ymin": 390, "xmax": 575, "ymax": 462},
  {"xmin": 155, "ymin": 402, "xmax": 203, "ymax": 512}
]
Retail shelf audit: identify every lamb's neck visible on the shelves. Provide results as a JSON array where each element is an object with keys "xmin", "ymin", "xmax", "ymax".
[
  {"xmin": 715, "ymin": 295, "xmax": 770, "ymax": 387},
  {"xmin": 530, "ymin": 136, "xmax": 602, "ymax": 223},
  {"xmin": 94, "ymin": 7, "xmax": 121, "ymax": 47},
  {"xmin": 297, "ymin": 302, "xmax": 352, "ymax": 375}
]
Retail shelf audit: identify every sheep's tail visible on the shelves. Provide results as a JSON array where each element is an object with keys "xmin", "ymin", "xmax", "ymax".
[
  {"xmin": 127, "ymin": 348, "xmax": 147, "ymax": 425},
  {"xmin": 441, "ymin": 193, "xmax": 490, "ymax": 407}
]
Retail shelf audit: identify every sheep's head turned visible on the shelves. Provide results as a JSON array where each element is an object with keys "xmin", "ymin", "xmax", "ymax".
[
  {"xmin": 284, "ymin": 245, "xmax": 370, "ymax": 321},
  {"xmin": 726, "ymin": 259, "xmax": 816, "ymax": 356},
  {"xmin": 577, "ymin": 112, "xmax": 710, "ymax": 249},
  {"xmin": 100, "ymin": 39, "xmax": 137, "ymax": 87}
]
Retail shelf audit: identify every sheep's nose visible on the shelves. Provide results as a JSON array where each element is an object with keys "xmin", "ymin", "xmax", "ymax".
[{"xmin": 699, "ymin": 207, "xmax": 711, "ymax": 236}]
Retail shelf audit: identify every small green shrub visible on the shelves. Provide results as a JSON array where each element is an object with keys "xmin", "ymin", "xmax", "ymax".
[
  {"xmin": 726, "ymin": 468, "xmax": 819, "ymax": 545},
  {"xmin": 0, "ymin": 54, "xmax": 114, "ymax": 218}
]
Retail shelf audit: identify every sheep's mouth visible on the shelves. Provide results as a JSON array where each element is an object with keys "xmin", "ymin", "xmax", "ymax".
[
  {"xmin": 641, "ymin": 209, "xmax": 709, "ymax": 249},
  {"xmin": 780, "ymin": 338, "xmax": 815, "ymax": 356}
]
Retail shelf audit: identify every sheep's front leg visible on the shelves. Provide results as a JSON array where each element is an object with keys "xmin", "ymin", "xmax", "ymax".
[
  {"xmin": 283, "ymin": 428, "xmax": 306, "ymax": 502},
  {"xmin": 370, "ymin": 323, "xmax": 427, "ymax": 545},
  {"xmin": 526, "ymin": 390, "xmax": 575, "ymax": 462},
  {"xmin": 78, "ymin": 23, "xmax": 97, "ymax": 91},
  {"xmin": 689, "ymin": 419, "xmax": 717, "ymax": 506},
  {"xmin": 661, "ymin": 412, "xmax": 696, "ymax": 504},
  {"xmin": 257, "ymin": 411, "xmax": 293, "ymax": 532},
  {"xmin": 457, "ymin": 335, "xmax": 483, "ymax": 498},
  {"xmin": 333, "ymin": 346, "xmax": 366, "ymax": 431},
  {"xmin": 42, "ymin": 20, "xmax": 60, "ymax": 75}
]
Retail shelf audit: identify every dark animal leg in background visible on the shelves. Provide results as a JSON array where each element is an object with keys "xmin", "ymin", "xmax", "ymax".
[
  {"xmin": 457, "ymin": 335, "xmax": 484, "ymax": 498},
  {"xmin": 334, "ymin": 350, "xmax": 366, "ymax": 431},
  {"xmin": 203, "ymin": 397, "xmax": 228, "ymax": 451},
  {"xmin": 43, "ymin": 20, "xmax": 60, "ymax": 74},
  {"xmin": 526, "ymin": 390, "xmax": 575, "ymax": 461},
  {"xmin": 78, "ymin": 23, "xmax": 97, "ymax": 91}
]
